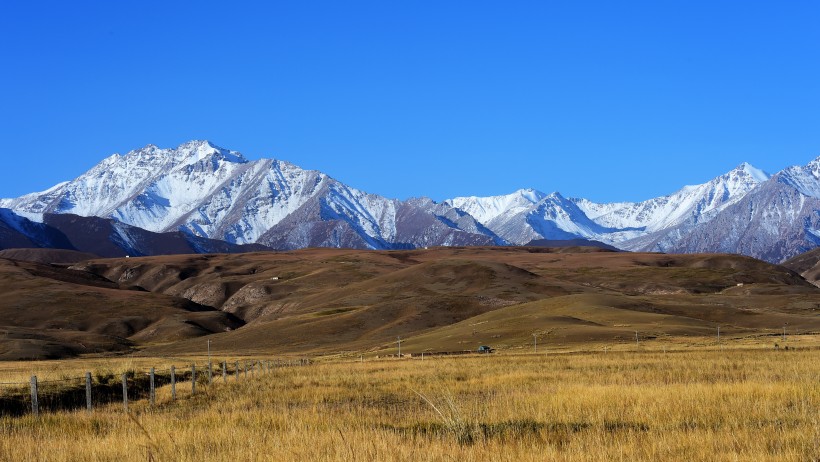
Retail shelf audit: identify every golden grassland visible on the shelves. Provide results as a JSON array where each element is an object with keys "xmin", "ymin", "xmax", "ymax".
[{"xmin": 1, "ymin": 343, "xmax": 819, "ymax": 461}]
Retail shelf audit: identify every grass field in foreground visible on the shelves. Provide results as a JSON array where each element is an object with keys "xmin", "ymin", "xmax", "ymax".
[{"xmin": 1, "ymin": 348, "xmax": 819, "ymax": 461}]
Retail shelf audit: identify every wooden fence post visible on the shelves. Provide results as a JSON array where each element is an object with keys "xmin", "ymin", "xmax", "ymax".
[
  {"xmin": 222, "ymin": 361, "xmax": 227, "ymax": 383},
  {"xmin": 122, "ymin": 373, "xmax": 128, "ymax": 412},
  {"xmin": 244, "ymin": 361, "xmax": 248, "ymax": 378},
  {"xmin": 85, "ymin": 372, "xmax": 92, "ymax": 412},
  {"xmin": 208, "ymin": 361, "xmax": 213, "ymax": 385},
  {"xmin": 30, "ymin": 376, "xmax": 39, "ymax": 417},
  {"xmin": 191, "ymin": 364, "xmax": 196, "ymax": 395},
  {"xmin": 235, "ymin": 361, "xmax": 240, "ymax": 381},
  {"xmin": 170, "ymin": 365, "xmax": 176, "ymax": 400},
  {"xmin": 149, "ymin": 368, "xmax": 155, "ymax": 406}
]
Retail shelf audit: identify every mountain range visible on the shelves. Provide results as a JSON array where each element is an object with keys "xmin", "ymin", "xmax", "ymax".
[{"xmin": 2, "ymin": 140, "xmax": 819, "ymax": 262}]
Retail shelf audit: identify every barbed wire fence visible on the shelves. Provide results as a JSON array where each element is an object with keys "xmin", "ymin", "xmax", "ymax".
[{"xmin": 0, "ymin": 357, "xmax": 311, "ymax": 417}]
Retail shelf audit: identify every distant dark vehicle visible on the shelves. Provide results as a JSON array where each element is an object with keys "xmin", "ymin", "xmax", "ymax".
[{"xmin": 477, "ymin": 345, "xmax": 493, "ymax": 354}]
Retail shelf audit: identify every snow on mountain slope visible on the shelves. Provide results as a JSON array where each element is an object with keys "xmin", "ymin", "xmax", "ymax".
[
  {"xmin": 574, "ymin": 162, "xmax": 769, "ymax": 233},
  {"xmin": 5, "ymin": 140, "xmax": 820, "ymax": 262},
  {"xmin": 445, "ymin": 164, "xmax": 769, "ymax": 247},
  {"xmin": 776, "ymin": 158, "xmax": 820, "ymax": 198},
  {"xmin": 597, "ymin": 160, "xmax": 820, "ymax": 262},
  {"xmin": 476, "ymin": 192, "xmax": 613, "ymax": 245},
  {"xmin": 0, "ymin": 141, "xmax": 250, "ymax": 222},
  {"xmin": 661, "ymin": 174, "xmax": 820, "ymax": 262},
  {"xmin": 446, "ymin": 189, "xmax": 546, "ymax": 224},
  {"xmin": 2, "ymin": 141, "xmax": 497, "ymax": 250}
]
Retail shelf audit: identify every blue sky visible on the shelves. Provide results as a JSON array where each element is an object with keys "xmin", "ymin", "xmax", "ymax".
[{"xmin": 1, "ymin": 1, "xmax": 819, "ymax": 203}]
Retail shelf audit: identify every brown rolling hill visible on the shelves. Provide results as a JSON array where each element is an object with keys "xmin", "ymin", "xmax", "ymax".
[
  {"xmin": 56, "ymin": 246, "xmax": 820, "ymax": 358},
  {"xmin": 783, "ymin": 248, "xmax": 820, "ymax": 287},
  {"xmin": 0, "ymin": 257, "xmax": 243, "ymax": 360}
]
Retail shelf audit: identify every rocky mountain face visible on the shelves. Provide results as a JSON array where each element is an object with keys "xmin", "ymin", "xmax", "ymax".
[
  {"xmin": 447, "ymin": 163, "xmax": 771, "ymax": 247},
  {"xmin": 447, "ymin": 160, "xmax": 820, "ymax": 263},
  {"xmin": 1, "ymin": 141, "xmax": 501, "ymax": 252},
  {"xmin": 3, "ymin": 140, "xmax": 820, "ymax": 262}
]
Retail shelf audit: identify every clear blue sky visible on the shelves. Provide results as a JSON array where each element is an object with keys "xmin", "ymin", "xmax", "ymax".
[{"xmin": 2, "ymin": 1, "xmax": 819, "ymax": 203}]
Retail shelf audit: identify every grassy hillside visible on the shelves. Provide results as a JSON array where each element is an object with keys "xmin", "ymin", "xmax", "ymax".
[{"xmin": 1, "ymin": 349, "xmax": 818, "ymax": 461}]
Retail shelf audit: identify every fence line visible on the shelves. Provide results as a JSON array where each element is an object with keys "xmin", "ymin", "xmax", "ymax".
[{"xmin": 0, "ymin": 357, "xmax": 312, "ymax": 418}]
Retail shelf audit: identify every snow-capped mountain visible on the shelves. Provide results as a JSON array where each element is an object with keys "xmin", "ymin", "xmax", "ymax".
[
  {"xmin": 448, "ymin": 191, "xmax": 617, "ymax": 245},
  {"xmin": 3, "ymin": 140, "xmax": 820, "ymax": 262},
  {"xmin": 575, "ymin": 162, "xmax": 770, "ymax": 233},
  {"xmin": 447, "ymin": 188, "xmax": 547, "ymax": 224},
  {"xmin": 0, "ymin": 141, "xmax": 501, "ymax": 251},
  {"xmin": 445, "ymin": 159, "xmax": 820, "ymax": 262},
  {"xmin": 659, "ymin": 159, "xmax": 820, "ymax": 262},
  {"xmin": 446, "ymin": 162, "xmax": 770, "ymax": 249}
]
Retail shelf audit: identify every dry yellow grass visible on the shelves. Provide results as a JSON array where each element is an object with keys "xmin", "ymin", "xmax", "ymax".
[
  {"xmin": 1, "ymin": 346, "xmax": 819, "ymax": 461},
  {"xmin": 0, "ymin": 355, "xmax": 261, "ymax": 384}
]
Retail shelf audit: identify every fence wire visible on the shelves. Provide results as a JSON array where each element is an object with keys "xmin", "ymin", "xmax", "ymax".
[{"xmin": 0, "ymin": 357, "xmax": 311, "ymax": 417}]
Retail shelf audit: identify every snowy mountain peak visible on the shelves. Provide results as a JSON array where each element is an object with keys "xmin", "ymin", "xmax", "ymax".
[
  {"xmin": 109, "ymin": 141, "xmax": 248, "ymax": 169},
  {"xmin": 169, "ymin": 140, "xmax": 247, "ymax": 164},
  {"xmin": 776, "ymin": 156, "xmax": 820, "ymax": 198},
  {"xmin": 803, "ymin": 156, "xmax": 820, "ymax": 176},
  {"xmin": 729, "ymin": 162, "xmax": 769, "ymax": 183},
  {"xmin": 445, "ymin": 188, "xmax": 547, "ymax": 224},
  {"xmin": 5, "ymin": 140, "xmax": 820, "ymax": 263},
  {"xmin": 516, "ymin": 188, "xmax": 546, "ymax": 203},
  {"xmin": 0, "ymin": 141, "xmax": 502, "ymax": 251}
]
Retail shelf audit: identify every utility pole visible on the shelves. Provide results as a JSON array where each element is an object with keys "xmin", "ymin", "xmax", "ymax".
[
  {"xmin": 397, "ymin": 336, "xmax": 402, "ymax": 357},
  {"xmin": 635, "ymin": 331, "xmax": 639, "ymax": 346}
]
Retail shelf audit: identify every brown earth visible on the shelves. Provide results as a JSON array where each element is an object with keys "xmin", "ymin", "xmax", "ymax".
[
  {"xmin": 57, "ymin": 246, "xmax": 820, "ymax": 357},
  {"xmin": 783, "ymin": 248, "xmax": 820, "ymax": 287},
  {"xmin": 0, "ymin": 257, "xmax": 242, "ymax": 360},
  {"xmin": 1, "ymin": 246, "xmax": 818, "ymax": 359}
]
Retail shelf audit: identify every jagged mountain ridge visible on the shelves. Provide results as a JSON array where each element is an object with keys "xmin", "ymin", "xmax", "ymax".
[
  {"xmin": 1, "ymin": 141, "xmax": 502, "ymax": 251},
  {"xmin": 447, "ymin": 160, "xmax": 820, "ymax": 262},
  {"xmin": 3, "ymin": 140, "xmax": 820, "ymax": 262},
  {"xmin": 447, "ymin": 162, "xmax": 771, "ymax": 246}
]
